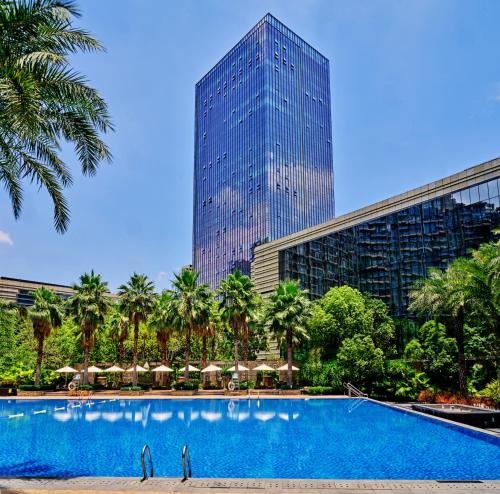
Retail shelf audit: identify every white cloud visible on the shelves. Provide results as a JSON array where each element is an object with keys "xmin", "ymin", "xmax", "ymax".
[
  {"xmin": 157, "ymin": 271, "xmax": 167, "ymax": 281},
  {"xmin": 495, "ymin": 82, "xmax": 500, "ymax": 102},
  {"xmin": 0, "ymin": 230, "xmax": 13, "ymax": 246}
]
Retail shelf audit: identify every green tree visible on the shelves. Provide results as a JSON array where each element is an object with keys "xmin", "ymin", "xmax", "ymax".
[
  {"xmin": 118, "ymin": 274, "xmax": 156, "ymax": 385},
  {"xmin": 337, "ymin": 334, "xmax": 384, "ymax": 387},
  {"xmin": 410, "ymin": 262, "xmax": 470, "ymax": 395},
  {"xmin": 219, "ymin": 270, "xmax": 260, "ymax": 372},
  {"xmin": 308, "ymin": 286, "xmax": 394, "ymax": 358},
  {"xmin": 172, "ymin": 267, "xmax": 207, "ymax": 380},
  {"xmin": 67, "ymin": 271, "xmax": 110, "ymax": 384},
  {"xmin": 265, "ymin": 281, "xmax": 312, "ymax": 387},
  {"xmin": 0, "ymin": 0, "xmax": 113, "ymax": 232},
  {"xmin": 107, "ymin": 307, "xmax": 129, "ymax": 361},
  {"xmin": 28, "ymin": 287, "xmax": 64, "ymax": 385},
  {"xmin": 149, "ymin": 290, "xmax": 178, "ymax": 366}
]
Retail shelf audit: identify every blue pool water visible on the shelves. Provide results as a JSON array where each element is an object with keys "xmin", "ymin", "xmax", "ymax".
[{"xmin": 0, "ymin": 398, "xmax": 498, "ymax": 479}]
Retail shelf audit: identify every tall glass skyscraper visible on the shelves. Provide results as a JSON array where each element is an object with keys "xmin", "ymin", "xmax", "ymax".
[{"xmin": 193, "ymin": 14, "xmax": 335, "ymax": 287}]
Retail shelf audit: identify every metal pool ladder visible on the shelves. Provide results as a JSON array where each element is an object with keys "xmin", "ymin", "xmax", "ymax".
[
  {"xmin": 182, "ymin": 444, "xmax": 192, "ymax": 481},
  {"xmin": 140, "ymin": 444, "xmax": 154, "ymax": 481},
  {"xmin": 344, "ymin": 382, "xmax": 368, "ymax": 398}
]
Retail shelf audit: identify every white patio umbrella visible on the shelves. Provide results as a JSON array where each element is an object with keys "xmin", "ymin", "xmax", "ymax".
[
  {"xmin": 227, "ymin": 363, "xmax": 249, "ymax": 372},
  {"xmin": 254, "ymin": 364, "xmax": 275, "ymax": 371},
  {"xmin": 126, "ymin": 365, "xmax": 148, "ymax": 372},
  {"xmin": 201, "ymin": 364, "xmax": 222, "ymax": 373},
  {"xmin": 179, "ymin": 364, "xmax": 200, "ymax": 372},
  {"xmin": 104, "ymin": 365, "xmax": 125, "ymax": 372},
  {"xmin": 55, "ymin": 366, "xmax": 78, "ymax": 386},
  {"xmin": 277, "ymin": 364, "xmax": 300, "ymax": 371},
  {"xmin": 56, "ymin": 366, "xmax": 78, "ymax": 373},
  {"xmin": 151, "ymin": 365, "xmax": 174, "ymax": 372},
  {"xmin": 87, "ymin": 365, "xmax": 103, "ymax": 373}
]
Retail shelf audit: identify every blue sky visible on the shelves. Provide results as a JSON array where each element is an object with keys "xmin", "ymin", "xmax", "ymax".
[{"xmin": 1, "ymin": 0, "xmax": 499, "ymax": 291}]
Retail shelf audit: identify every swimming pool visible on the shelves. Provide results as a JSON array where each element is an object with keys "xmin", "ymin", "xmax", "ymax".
[{"xmin": 0, "ymin": 398, "xmax": 498, "ymax": 479}]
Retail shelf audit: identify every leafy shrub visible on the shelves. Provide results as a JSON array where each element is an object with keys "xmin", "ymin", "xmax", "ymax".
[
  {"xmin": 121, "ymin": 386, "xmax": 142, "ymax": 391},
  {"xmin": 306, "ymin": 386, "xmax": 335, "ymax": 395},
  {"xmin": 18, "ymin": 384, "xmax": 41, "ymax": 391},
  {"xmin": 478, "ymin": 378, "xmax": 500, "ymax": 404},
  {"xmin": 78, "ymin": 384, "xmax": 93, "ymax": 391},
  {"xmin": 417, "ymin": 389, "xmax": 435, "ymax": 403},
  {"xmin": 173, "ymin": 380, "xmax": 199, "ymax": 391}
]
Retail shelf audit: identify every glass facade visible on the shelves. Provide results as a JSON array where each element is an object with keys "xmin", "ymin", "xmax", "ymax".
[
  {"xmin": 193, "ymin": 14, "xmax": 335, "ymax": 288},
  {"xmin": 280, "ymin": 178, "xmax": 500, "ymax": 317}
]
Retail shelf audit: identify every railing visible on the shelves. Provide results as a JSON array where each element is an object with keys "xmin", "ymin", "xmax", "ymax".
[
  {"xmin": 343, "ymin": 382, "xmax": 368, "ymax": 398},
  {"xmin": 140, "ymin": 444, "xmax": 154, "ymax": 481},
  {"xmin": 182, "ymin": 444, "xmax": 192, "ymax": 481}
]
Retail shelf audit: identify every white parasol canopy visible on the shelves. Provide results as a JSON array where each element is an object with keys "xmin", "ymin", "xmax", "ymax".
[
  {"xmin": 201, "ymin": 364, "xmax": 222, "ymax": 373},
  {"xmin": 56, "ymin": 366, "xmax": 77, "ymax": 373},
  {"xmin": 152, "ymin": 365, "xmax": 174, "ymax": 372},
  {"xmin": 126, "ymin": 365, "xmax": 148, "ymax": 373},
  {"xmin": 227, "ymin": 363, "xmax": 249, "ymax": 372},
  {"xmin": 179, "ymin": 365, "xmax": 200, "ymax": 372},
  {"xmin": 104, "ymin": 365, "xmax": 125, "ymax": 372},
  {"xmin": 87, "ymin": 365, "xmax": 102, "ymax": 373},
  {"xmin": 277, "ymin": 364, "xmax": 300, "ymax": 371},
  {"xmin": 254, "ymin": 364, "xmax": 275, "ymax": 371}
]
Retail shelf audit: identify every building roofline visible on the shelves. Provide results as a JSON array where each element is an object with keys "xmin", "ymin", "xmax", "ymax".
[
  {"xmin": 254, "ymin": 156, "xmax": 500, "ymax": 254},
  {"xmin": 0, "ymin": 276, "xmax": 73, "ymax": 290},
  {"xmin": 196, "ymin": 12, "xmax": 329, "ymax": 88}
]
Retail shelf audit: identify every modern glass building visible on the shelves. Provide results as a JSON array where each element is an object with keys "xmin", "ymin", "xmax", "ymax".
[
  {"xmin": 193, "ymin": 14, "xmax": 335, "ymax": 288},
  {"xmin": 252, "ymin": 158, "xmax": 500, "ymax": 318}
]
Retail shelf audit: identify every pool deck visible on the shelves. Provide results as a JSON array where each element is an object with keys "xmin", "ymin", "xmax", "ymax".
[{"xmin": 1, "ymin": 477, "xmax": 500, "ymax": 494}]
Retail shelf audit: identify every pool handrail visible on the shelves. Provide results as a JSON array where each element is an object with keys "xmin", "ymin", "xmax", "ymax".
[
  {"xmin": 140, "ymin": 444, "xmax": 154, "ymax": 481},
  {"xmin": 182, "ymin": 444, "xmax": 192, "ymax": 481},
  {"xmin": 344, "ymin": 382, "xmax": 368, "ymax": 398}
]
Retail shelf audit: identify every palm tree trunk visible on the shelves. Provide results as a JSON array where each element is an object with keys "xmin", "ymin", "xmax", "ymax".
[
  {"xmin": 118, "ymin": 340, "xmax": 125, "ymax": 361},
  {"xmin": 243, "ymin": 328, "xmax": 249, "ymax": 365},
  {"xmin": 83, "ymin": 330, "xmax": 90, "ymax": 385},
  {"xmin": 34, "ymin": 335, "xmax": 44, "ymax": 387},
  {"xmin": 202, "ymin": 335, "xmax": 208, "ymax": 368},
  {"xmin": 455, "ymin": 308, "xmax": 467, "ymax": 395},
  {"xmin": 133, "ymin": 318, "xmax": 139, "ymax": 386},
  {"xmin": 286, "ymin": 327, "xmax": 293, "ymax": 387},
  {"xmin": 184, "ymin": 323, "xmax": 191, "ymax": 380},
  {"xmin": 233, "ymin": 322, "xmax": 239, "ymax": 374}
]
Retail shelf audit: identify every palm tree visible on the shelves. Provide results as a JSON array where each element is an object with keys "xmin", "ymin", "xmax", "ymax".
[
  {"xmin": 218, "ymin": 270, "xmax": 260, "ymax": 373},
  {"xmin": 265, "ymin": 281, "xmax": 311, "ymax": 387},
  {"xmin": 28, "ymin": 287, "xmax": 64, "ymax": 386},
  {"xmin": 108, "ymin": 307, "xmax": 129, "ymax": 362},
  {"xmin": 195, "ymin": 290, "xmax": 219, "ymax": 370},
  {"xmin": 172, "ymin": 267, "xmax": 207, "ymax": 380},
  {"xmin": 118, "ymin": 274, "xmax": 156, "ymax": 386},
  {"xmin": 149, "ymin": 290, "xmax": 178, "ymax": 366},
  {"xmin": 0, "ymin": 0, "xmax": 113, "ymax": 233},
  {"xmin": 409, "ymin": 263, "xmax": 471, "ymax": 395},
  {"xmin": 67, "ymin": 271, "xmax": 110, "ymax": 384}
]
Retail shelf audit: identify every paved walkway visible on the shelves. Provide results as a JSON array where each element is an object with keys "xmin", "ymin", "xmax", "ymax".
[{"xmin": 1, "ymin": 477, "xmax": 500, "ymax": 494}]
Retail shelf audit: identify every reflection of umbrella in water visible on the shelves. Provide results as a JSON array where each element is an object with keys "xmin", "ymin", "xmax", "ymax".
[
  {"xmin": 236, "ymin": 411, "xmax": 250, "ymax": 422},
  {"xmin": 102, "ymin": 412, "xmax": 123, "ymax": 423},
  {"xmin": 151, "ymin": 411, "xmax": 173, "ymax": 422},
  {"xmin": 279, "ymin": 412, "xmax": 290, "ymax": 421},
  {"xmin": 53, "ymin": 411, "xmax": 72, "ymax": 422},
  {"xmin": 84, "ymin": 411, "xmax": 101, "ymax": 422},
  {"xmin": 201, "ymin": 411, "xmax": 222, "ymax": 422},
  {"xmin": 254, "ymin": 411, "xmax": 275, "ymax": 422}
]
